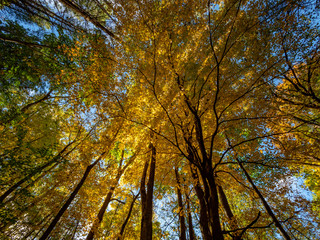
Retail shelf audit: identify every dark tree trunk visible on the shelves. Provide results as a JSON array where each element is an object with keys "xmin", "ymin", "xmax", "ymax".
[
  {"xmin": 189, "ymin": 163, "xmax": 212, "ymax": 240},
  {"xmin": 22, "ymin": 213, "xmax": 51, "ymax": 240},
  {"xmin": 58, "ymin": 0, "xmax": 116, "ymax": 38},
  {"xmin": 218, "ymin": 185, "xmax": 234, "ymax": 221},
  {"xmin": 39, "ymin": 152, "xmax": 106, "ymax": 240},
  {"xmin": 140, "ymin": 142, "xmax": 156, "ymax": 240},
  {"xmin": 12, "ymin": 0, "xmax": 82, "ymax": 32},
  {"xmin": 218, "ymin": 185, "xmax": 240, "ymax": 239},
  {"xmin": 175, "ymin": 167, "xmax": 187, "ymax": 240},
  {"xmin": 117, "ymin": 191, "xmax": 140, "ymax": 240},
  {"xmin": 205, "ymin": 172, "xmax": 224, "ymax": 240},
  {"xmin": 186, "ymin": 130, "xmax": 224, "ymax": 240},
  {"xmin": 71, "ymin": 219, "xmax": 80, "ymax": 240},
  {"xmin": 32, "ymin": 214, "xmax": 54, "ymax": 240},
  {"xmin": 85, "ymin": 175, "xmax": 120, "ymax": 240},
  {"xmin": 236, "ymin": 158, "xmax": 291, "ymax": 240},
  {"xmin": 189, "ymin": 161, "xmax": 223, "ymax": 240},
  {"xmin": 0, "ymin": 90, "xmax": 52, "ymax": 126},
  {"xmin": 186, "ymin": 194, "xmax": 196, "ymax": 240},
  {"xmin": 0, "ymin": 140, "xmax": 75, "ymax": 203},
  {"xmin": 86, "ymin": 151, "xmax": 136, "ymax": 240}
]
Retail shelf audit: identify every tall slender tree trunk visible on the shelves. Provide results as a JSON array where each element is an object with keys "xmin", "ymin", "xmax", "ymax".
[
  {"xmin": 85, "ymin": 173, "xmax": 121, "ymax": 240},
  {"xmin": 189, "ymin": 163, "xmax": 212, "ymax": 240},
  {"xmin": 236, "ymin": 158, "xmax": 291, "ymax": 240},
  {"xmin": 186, "ymin": 135, "xmax": 224, "ymax": 240},
  {"xmin": 86, "ymin": 151, "xmax": 136, "ymax": 240},
  {"xmin": 22, "ymin": 213, "xmax": 51, "ymax": 240},
  {"xmin": 205, "ymin": 172, "xmax": 224, "ymax": 240},
  {"xmin": 0, "ymin": 141, "xmax": 75, "ymax": 203},
  {"xmin": 4, "ymin": 161, "xmax": 61, "ymax": 206},
  {"xmin": 140, "ymin": 142, "xmax": 156, "ymax": 240},
  {"xmin": 39, "ymin": 152, "xmax": 106, "ymax": 240},
  {"xmin": 32, "ymin": 215, "xmax": 54, "ymax": 240},
  {"xmin": 0, "ymin": 182, "xmax": 60, "ymax": 232},
  {"xmin": 218, "ymin": 185, "xmax": 241, "ymax": 239},
  {"xmin": 175, "ymin": 167, "xmax": 186, "ymax": 240},
  {"xmin": 0, "ymin": 90, "xmax": 52, "ymax": 126},
  {"xmin": 117, "ymin": 191, "xmax": 140, "ymax": 240},
  {"xmin": 58, "ymin": 0, "xmax": 116, "ymax": 38},
  {"xmin": 189, "ymin": 162, "xmax": 223, "ymax": 240},
  {"xmin": 186, "ymin": 194, "xmax": 196, "ymax": 240}
]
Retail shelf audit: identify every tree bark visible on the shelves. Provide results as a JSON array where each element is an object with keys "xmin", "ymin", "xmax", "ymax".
[
  {"xmin": 39, "ymin": 152, "xmax": 106, "ymax": 240},
  {"xmin": 236, "ymin": 158, "xmax": 291, "ymax": 240},
  {"xmin": 71, "ymin": 219, "xmax": 80, "ymax": 240},
  {"xmin": 117, "ymin": 191, "xmax": 140, "ymax": 240},
  {"xmin": 0, "ymin": 140, "xmax": 75, "ymax": 203},
  {"xmin": 85, "ymin": 173, "xmax": 121, "ymax": 240},
  {"xmin": 86, "ymin": 151, "xmax": 136, "ymax": 240},
  {"xmin": 32, "ymin": 214, "xmax": 54, "ymax": 240},
  {"xmin": 186, "ymin": 194, "xmax": 196, "ymax": 240},
  {"xmin": 0, "ymin": 90, "xmax": 53, "ymax": 126},
  {"xmin": 189, "ymin": 160, "xmax": 223, "ymax": 240},
  {"xmin": 58, "ymin": 0, "xmax": 116, "ymax": 39},
  {"xmin": 205, "ymin": 172, "xmax": 224, "ymax": 240},
  {"xmin": 140, "ymin": 142, "xmax": 156, "ymax": 240},
  {"xmin": 218, "ymin": 185, "xmax": 240, "ymax": 239},
  {"xmin": 189, "ymin": 163, "xmax": 212, "ymax": 240},
  {"xmin": 175, "ymin": 167, "xmax": 186, "ymax": 240},
  {"xmin": 185, "ymin": 124, "xmax": 224, "ymax": 240}
]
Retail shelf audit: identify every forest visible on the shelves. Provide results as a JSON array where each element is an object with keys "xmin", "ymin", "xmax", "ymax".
[{"xmin": 0, "ymin": 0, "xmax": 320, "ymax": 239}]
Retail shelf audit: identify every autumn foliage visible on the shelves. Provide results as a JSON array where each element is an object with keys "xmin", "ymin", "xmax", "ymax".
[{"xmin": 0, "ymin": 0, "xmax": 320, "ymax": 239}]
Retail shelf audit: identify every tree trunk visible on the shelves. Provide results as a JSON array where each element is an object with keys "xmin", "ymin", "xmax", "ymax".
[
  {"xmin": 236, "ymin": 158, "xmax": 291, "ymax": 240},
  {"xmin": 0, "ymin": 140, "xmax": 75, "ymax": 203},
  {"xmin": 0, "ymin": 90, "xmax": 52, "ymax": 126},
  {"xmin": 58, "ymin": 0, "xmax": 116, "ymax": 39},
  {"xmin": 22, "ymin": 213, "xmax": 51, "ymax": 239},
  {"xmin": 85, "ymin": 175, "xmax": 121, "ymax": 240},
  {"xmin": 86, "ymin": 151, "xmax": 136, "ymax": 240},
  {"xmin": 218, "ymin": 185, "xmax": 240, "ymax": 239},
  {"xmin": 140, "ymin": 142, "xmax": 156, "ymax": 240},
  {"xmin": 186, "ymin": 194, "xmax": 196, "ymax": 240},
  {"xmin": 32, "ymin": 214, "xmax": 54, "ymax": 240},
  {"xmin": 187, "ymin": 140, "xmax": 224, "ymax": 240},
  {"xmin": 205, "ymin": 172, "xmax": 224, "ymax": 240},
  {"xmin": 175, "ymin": 167, "xmax": 186, "ymax": 240},
  {"xmin": 39, "ymin": 152, "xmax": 106, "ymax": 240},
  {"xmin": 117, "ymin": 191, "xmax": 140, "ymax": 240},
  {"xmin": 189, "ymin": 163, "xmax": 212, "ymax": 240}
]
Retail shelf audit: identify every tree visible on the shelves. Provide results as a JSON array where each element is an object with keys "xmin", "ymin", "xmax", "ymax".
[
  {"xmin": 140, "ymin": 141, "xmax": 156, "ymax": 240},
  {"xmin": 1, "ymin": 0, "xmax": 320, "ymax": 239}
]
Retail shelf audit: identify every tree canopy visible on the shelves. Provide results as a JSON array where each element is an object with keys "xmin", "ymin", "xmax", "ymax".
[{"xmin": 1, "ymin": 0, "xmax": 320, "ymax": 239}]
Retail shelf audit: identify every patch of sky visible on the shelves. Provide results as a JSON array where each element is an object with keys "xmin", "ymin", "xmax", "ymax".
[{"xmin": 1, "ymin": 5, "xmax": 60, "ymax": 36}]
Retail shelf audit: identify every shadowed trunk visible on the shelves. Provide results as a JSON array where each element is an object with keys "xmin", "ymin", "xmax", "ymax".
[
  {"xmin": 190, "ymin": 164, "xmax": 212, "ymax": 240},
  {"xmin": 117, "ymin": 191, "xmax": 140, "ymax": 240},
  {"xmin": 236, "ymin": 158, "xmax": 291, "ymax": 240},
  {"xmin": 71, "ymin": 219, "xmax": 80, "ymax": 240},
  {"xmin": 140, "ymin": 142, "xmax": 156, "ymax": 240},
  {"xmin": 86, "ymin": 151, "xmax": 136, "ymax": 240},
  {"xmin": 189, "ymin": 163, "xmax": 212, "ymax": 240},
  {"xmin": 39, "ymin": 152, "xmax": 106, "ymax": 240},
  {"xmin": 0, "ymin": 140, "xmax": 75, "ymax": 203},
  {"xmin": 175, "ymin": 167, "xmax": 186, "ymax": 240},
  {"xmin": 58, "ymin": 0, "xmax": 116, "ymax": 38},
  {"xmin": 218, "ymin": 185, "xmax": 240, "ymax": 239},
  {"xmin": 183, "ymin": 105, "xmax": 224, "ymax": 240},
  {"xmin": 186, "ymin": 194, "xmax": 196, "ymax": 240},
  {"xmin": 205, "ymin": 172, "xmax": 224, "ymax": 240}
]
